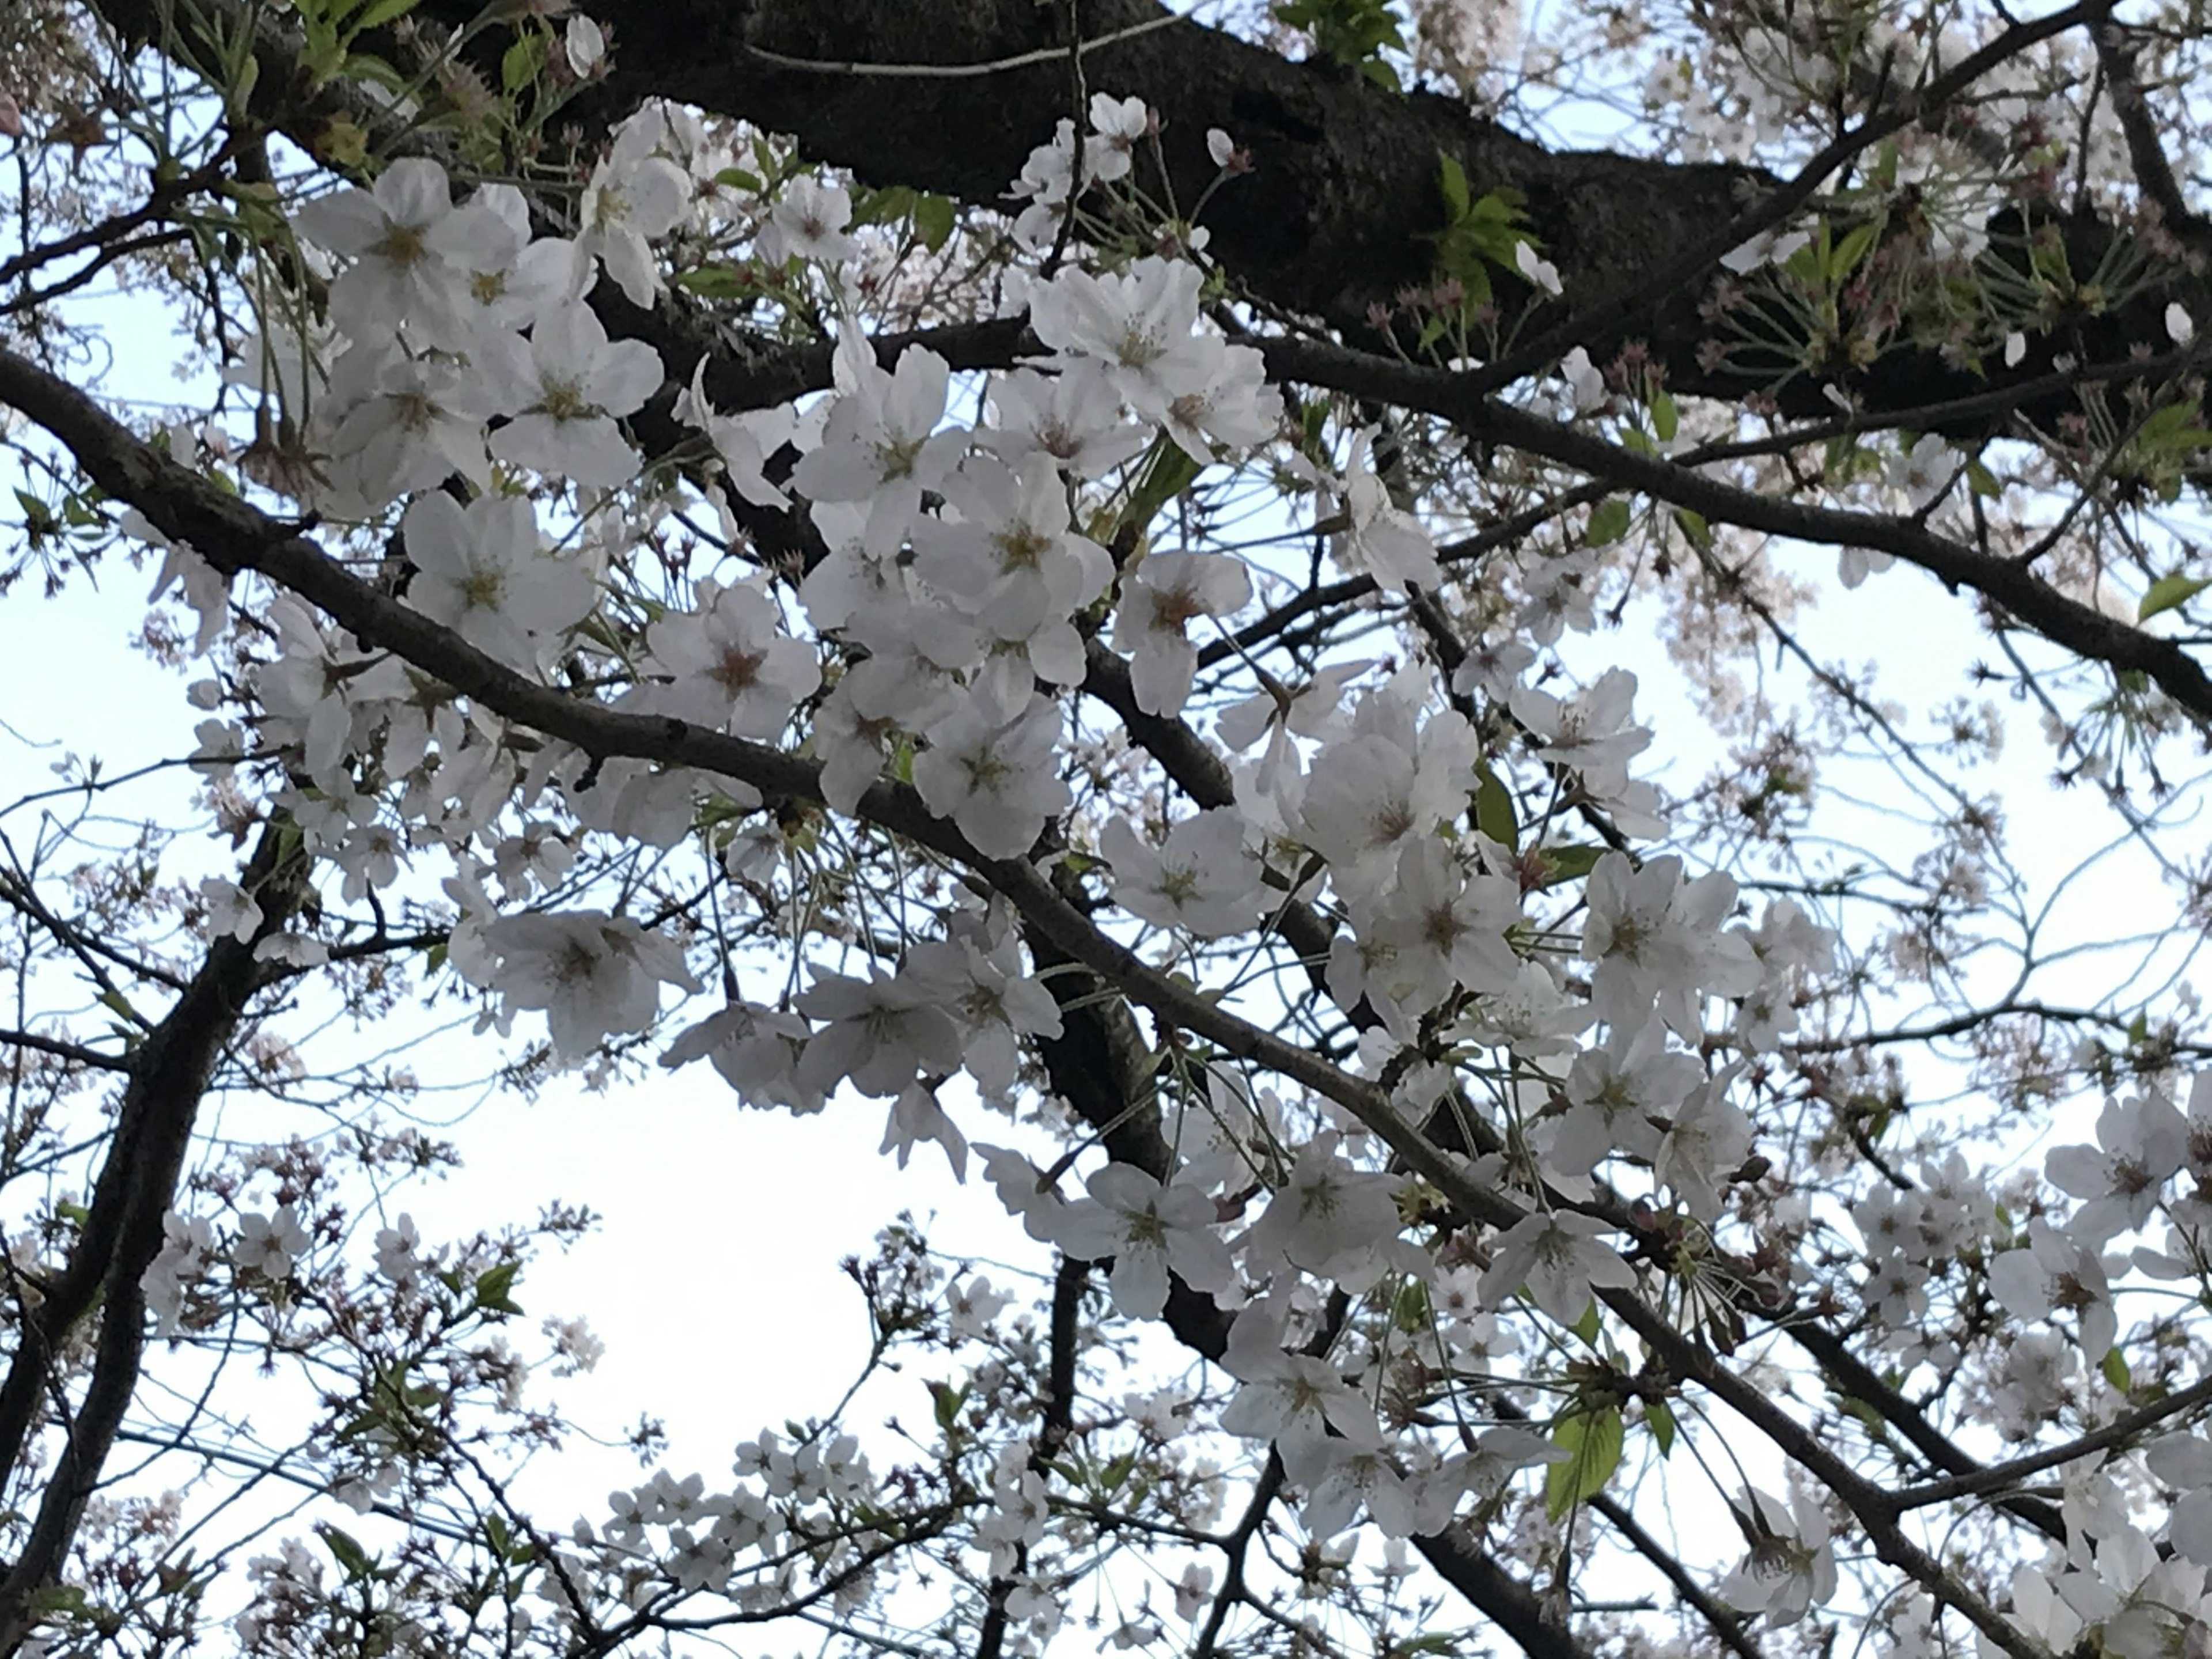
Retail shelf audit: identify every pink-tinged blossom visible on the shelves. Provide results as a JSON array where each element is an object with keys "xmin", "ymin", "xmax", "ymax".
[
  {"xmin": 639, "ymin": 577, "xmax": 820, "ymax": 736},
  {"xmin": 1285, "ymin": 1437, "xmax": 1421, "ymax": 1539},
  {"xmin": 1987, "ymin": 1217, "xmax": 2116, "ymax": 1360},
  {"xmin": 1161, "ymin": 339, "xmax": 1278, "ymax": 465},
  {"xmin": 792, "ymin": 338, "xmax": 968, "ymax": 556},
  {"xmin": 1550, "ymin": 1018, "xmax": 1703, "ymax": 1176},
  {"xmin": 1044, "ymin": 1161, "xmax": 1235, "ymax": 1319},
  {"xmin": 1718, "ymin": 1486, "xmax": 1836, "ymax": 1626},
  {"xmin": 290, "ymin": 157, "xmax": 474, "ymax": 343},
  {"xmin": 563, "ymin": 13, "xmax": 605, "ymax": 75},
  {"xmin": 1890, "ymin": 432, "xmax": 1962, "ymax": 514},
  {"xmin": 1654, "ymin": 1068, "xmax": 1754, "ymax": 1222},
  {"xmin": 2148, "ymin": 1434, "xmax": 2212, "ymax": 1563},
  {"xmin": 486, "ymin": 302, "xmax": 662, "ymax": 487},
  {"xmin": 881, "ymin": 1082, "xmax": 968, "ymax": 1180},
  {"xmin": 1099, "ymin": 810, "xmax": 1265, "ymax": 938},
  {"xmin": 1029, "ymin": 258, "xmax": 1219, "ymax": 423},
  {"xmin": 575, "ymin": 115, "xmax": 692, "ymax": 307},
  {"xmin": 1085, "ymin": 93, "xmax": 1149, "ymax": 183},
  {"xmin": 976, "ymin": 1144, "xmax": 1066, "ymax": 1243},
  {"xmin": 760, "ymin": 177, "xmax": 855, "ymax": 266},
  {"xmin": 978, "ymin": 365, "xmax": 1148, "ymax": 479},
  {"xmin": 142, "ymin": 1212, "xmax": 217, "ymax": 1336},
  {"xmin": 903, "ymin": 930, "xmax": 1064, "ymax": 1099},
  {"xmin": 1299, "ymin": 697, "xmax": 1476, "ymax": 902},
  {"xmin": 1480, "ymin": 1210, "xmax": 1635, "ymax": 1325},
  {"xmin": 484, "ymin": 910, "xmax": 699, "ymax": 1061},
  {"xmin": 1351, "ymin": 839, "xmax": 1522, "ymax": 1020},
  {"xmin": 1112, "ymin": 551, "xmax": 1251, "ymax": 716},
  {"xmin": 236, "ymin": 1204, "xmax": 310, "ymax": 1279},
  {"xmin": 321, "ymin": 346, "xmax": 495, "ymax": 509},
  {"xmin": 1581, "ymin": 852, "xmax": 1759, "ymax": 1036},
  {"xmin": 675, "ymin": 356, "xmax": 798, "ymax": 509},
  {"xmin": 444, "ymin": 184, "xmax": 575, "ymax": 345},
  {"xmin": 128, "ymin": 510, "xmax": 229, "ymax": 654},
  {"xmin": 1217, "ymin": 1300, "xmax": 1382, "ymax": 1460},
  {"xmin": 912, "ymin": 454, "xmax": 1112, "ymax": 684},
  {"xmin": 2046, "ymin": 1089, "xmax": 2188, "ymax": 1243},
  {"xmin": 256, "ymin": 596, "xmax": 405, "ymax": 786},
  {"xmin": 911, "ymin": 671, "xmax": 1069, "ymax": 860},
  {"xmin": 400, "ymin": 492, "xmax": 597, "ymax": 672},
  {"xmin": 661, "ymin": 1001, "xmax": 823, "ymax": 1114},
  {"xmin": 1244, "ymin": 1134, "xmax": 1404, "ymax": 1290},
  {"xmin": 1334, "ymin": 429, "xmax": 1440, "ymax": 594},
  {"xmin": 794, "ymin": 968, "xmax": 964, "ymax": 1099}
]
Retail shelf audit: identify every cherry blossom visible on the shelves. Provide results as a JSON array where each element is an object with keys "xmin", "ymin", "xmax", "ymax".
[
  {"xmin": 1480, "ymin": 1210, "xmax": 1635, "ymax": 1324},
  {"xmin": 1099, "ymin": 810, "xmax": 1265, "ymax": 938},
  {"xmin": 291, "ymin": 158, "xmax": 475, "ymax": 343},
  {"xmin": 639, "ymin": 577, "xmax": 820, "ymax": 736},
  {"xmin": 400, "ymin": 491, "xmax": 597, "ymax": 671},
  {"xmin": 794, "ymin": 967, "xmax": 964, "ymax": 1099},
  {"xmin": 486, "ymin": 302, "xmax": 662, "ymax": 487},
  {"xmin": 793, "ymin": 337, "xmax": 968, "ymax": 556},
  {"xmin": 1029, "ymin": 258, "xmax": 1218, "ymax": 423},
  {"xmin": 761, "ymin": 177, "xmax": 855, "ymax": 266},
  {"xmin": 1111, "ymin": 551, "xmax": 1251, "ymax": 716},
  {"xmin": 2047, "ymin": 1089, "xmax": 2190, "ymax": 1243},
  {"xmin": 911, "ymin": 668, "xmax": 1070, "ymax": 859},
  {"xmin": 1718, "ymin": 1485, "xmax": 1836, "ymax": 1626},
  {"xmin": 912, "ymin": 453, "xmax": 1112, "ymax": 684},
  {"xmin": 1044, "ymin": 1162, "xmax": 1235, "ymax": 1319},
  {"xmin": 575, "ymin": 112, "xmax": 693, "ymax": 307},
  {"xmin": 483, "ymin": 910, "xmax": 700, "ymax": 1061}
]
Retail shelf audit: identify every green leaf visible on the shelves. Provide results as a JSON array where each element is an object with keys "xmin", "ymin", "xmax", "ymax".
[
  {"xmin": 2138, "ymin": 573, "xmax": 2210, "ymax": 622},
  {"xmin": 851, "ymin": 184, "xmax": 916, "ymax": 228},
  {"xmin": 1585, "ymin": 497, "xmax": 1631, "ymax": 547},
  {"xmin": 914, "ymin": 192, "xmax": 956, "ymax": 252},
  {"xmin": 501, "ymin": 34, "xmax": 543, "ymax": 93},
  {"xmin": 1539, "ymin": 843, "xmax": 1605, "ymax": 885},
  {"xmin": 1828, "ymin": 220, "xmax": 1878, "ymax": 282},
  {"xmin": 675, "ymin": 264, "xmax": 748, "ymax": 298},
  {"xmin": 1673, "ymin": 507, "xmax": 1711, "ymax": 550},
  {"xmin": 715, "ymin": 167, "xmax": 764, "ymax": 194},
  {"xmin": 1649, "ymin": 387, "xmax": 1678, "ymax": 444},
  {"xmin": 1570, "ymin": 1301, "xmax": 1601, "ymax": 1346},
  {"xmin": 2138, "ymin": 402, "xmax": 2212, "ymax": 453},
  {"xmin": 347, "ymin": 0, "xmax": 419, "ymax": 31},
  {"xmin": 472, "ymin": 1260, "xmax": 524, "ymax": 1316},
  {"xmin": 1474, "ymin": 761, "xmax": 1518, "ymax": 851},
  {"xmin": 1646, "ymin": 1399, "xmax": 1676, "ymax": 1458},
  {"xmin": 1437, "ymin": 151, "xmax": 1469, "ymax": 221},
  {"xmin": 1112, "ymin": 434, "xmax": 1207, "ymax": 546},
  {"xmin": 1543, "ymin": 1406, "xmax": 1623, "ymax": 1519},
  {"xmin": 1393, "ymin": 1278, "xmax": 1431, "ymax": 1333},
  {"xmin": 2101, "ymin": 1346, "xmax": 2132, "ymax": 1393},
  {"xmin": 320, "ymin": 1524, "xmax": 376, "ymax": 1581},
  {"xmin": 929, "ymin": 1380, "xmax": 968, "ymax": 1431}
]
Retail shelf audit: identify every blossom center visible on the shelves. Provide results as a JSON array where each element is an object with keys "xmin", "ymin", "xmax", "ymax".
[
  {"xmin": 373, "ymin": 221, "xmax": 429, "ymax": 268},
  {"xmin": 537, "ymin": 377, "xmax": 592, "ymax": 421},
  {"xmin": 712, "ymin": 645, "xmax": 767, "ymax": 694}
]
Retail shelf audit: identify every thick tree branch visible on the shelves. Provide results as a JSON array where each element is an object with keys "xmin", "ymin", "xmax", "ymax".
[
  {"xmin": 389, "ymin": 0, "xmax": 2176, "ymax": 423},
  {"xmin": 0, "ymin": 821, "xmax": 306, "ymax": 1641}
]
